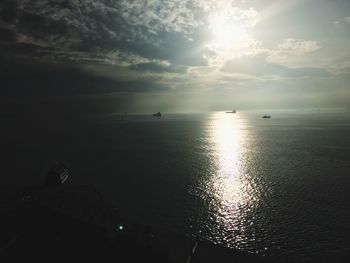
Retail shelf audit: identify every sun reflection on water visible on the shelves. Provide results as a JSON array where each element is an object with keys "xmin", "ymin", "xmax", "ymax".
[
  {"xmin": 195, "ymin": 111, "xmax": 259, "ymax": 247},
  {"xmin": 210, "ymin": 112, "xmax": 254, "ymax": 205}
]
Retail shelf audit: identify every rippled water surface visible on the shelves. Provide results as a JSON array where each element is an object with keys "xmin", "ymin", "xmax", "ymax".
[{"xmin": 2, "ymin": 109, "xmax": 350, "ymax": 261}]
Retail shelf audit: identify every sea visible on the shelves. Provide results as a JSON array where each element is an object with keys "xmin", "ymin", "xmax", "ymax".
[{"xmin": 1, "ymin": 109, "xmax": 350, "ymax": 261}]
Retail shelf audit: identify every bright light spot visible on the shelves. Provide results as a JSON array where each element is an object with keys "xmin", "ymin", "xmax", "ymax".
[
  {"xmin": 209, "ymin": 12, "xmax": 246, "ymax": 49},
  {"xmin": 195, "ymin": 112, "xmax": 259, "ymax": 246},
  {"xmin": 209, "ymin": 112, "xmax": 250, "ymax": 206},
  {"xmin": 210, "ymin": 19, "xmax": 244, "ymax": 46},
  {"xmin": 205, "ymin": 8, "xmax": 260, "ymax": 66},
  {"xmin": 117, "ymin": 225, "xmax": 124, "ymax": 231}
]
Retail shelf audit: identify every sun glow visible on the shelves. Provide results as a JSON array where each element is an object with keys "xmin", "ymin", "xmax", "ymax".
[
  {"xmin": 210, "ymin": 18, "xmax": 245, "ymax": 46},
  {"xmin": 205, "ymin": 7, "xmax": 259, "ymax": 64},
  {"xmin": 208, "ymin": 9, "xmax": 249, "ymax": 48}
]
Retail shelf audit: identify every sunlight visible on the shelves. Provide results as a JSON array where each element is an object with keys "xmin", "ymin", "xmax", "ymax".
[
  {"xmin": 209, "ymin": 112, "xmax": 252, "ymax": 206},
  {"xmin": 193, "ymin": 111, "xmax": 260, "ymax": 246},
  {"xmin": 209, "ymin": 17, "xmax": 245, "ymax": 47},
  {"xmin": 206, "ymin": 9, "xmax": 259, "ymax": 65},
  {"xmin": 203, "ymin": 112, "xmax": 260, "ymax": 245}
]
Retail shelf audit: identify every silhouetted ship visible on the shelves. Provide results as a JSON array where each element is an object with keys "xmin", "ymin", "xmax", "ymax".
[
  {"xmin": 153, "ymin": 112, "xmax": 161, "ymax": 117},
  {"xmin": 262, "ymin": 114, "xmax": 271, "ymax": 118},
  {"xmin": 225, "ymin": 109, "xmax": 236, "ymax": 113}
]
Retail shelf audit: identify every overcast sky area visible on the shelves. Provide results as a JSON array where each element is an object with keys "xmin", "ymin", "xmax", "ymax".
[{"xmin": 1, "ymin": 0, "xmax": 350, "ymax": 114}]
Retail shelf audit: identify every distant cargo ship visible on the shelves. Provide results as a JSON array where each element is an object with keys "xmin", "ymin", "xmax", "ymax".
[{"xmin": 225, "ymin": 109, "xmax": 236, "ymax": 113}]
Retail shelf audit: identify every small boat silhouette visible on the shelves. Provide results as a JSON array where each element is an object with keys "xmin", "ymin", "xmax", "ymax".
[
  {"xmin": 153, "ymin": 112, "xmax": 161, "ymax": 117},
  {"xmin": 262, "ymin": 114, "xmax": 271, "ymax": 119},
  {"xmin": 225, "ymin": 109, "xmax": 236, "ymax": 113}
]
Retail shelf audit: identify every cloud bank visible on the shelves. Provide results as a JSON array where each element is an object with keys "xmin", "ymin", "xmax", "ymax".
[{"xmin": 0, "ymin": 0, "xmax": 348, "ymax": 110}]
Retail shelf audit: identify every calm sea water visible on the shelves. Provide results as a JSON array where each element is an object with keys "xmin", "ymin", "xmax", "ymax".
[{"xmin": 2, "ymin": 109, "xmax": 350, "ymax": 261}]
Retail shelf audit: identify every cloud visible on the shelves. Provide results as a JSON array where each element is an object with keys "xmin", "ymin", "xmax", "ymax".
[
  {"xmin": 0, "ymin": 25, "xmax": 15, "ymax": 41},
  {"xmin": 0, "ymin": 0, "xmax": 19, "ymax": 24},
  {"xmin": 221, "ymin": 53, "xmax": 332, "ymax": 78},
  {"xmin": 277, "ymin": 38, "xmax": 321, "ymax": 53},
  {"xmin": 0, "ymin": 0, "xmax": 348, "ymax": 110},
  {"xmin": 0, "ymin": 0, "xmax": 263, "ymax": 68},
  {"xmin": 0, "ymin": 0, "xmax": 212, "ymax": 66},
  {"xmin": 332, "ymin": 16, "xmax": 350, "ymax": 26},
  {"xmin": 265, "ymin": 38, "xmax": 324, "ymax": 68},
  {"xmin": 0, "ymin": 56, "xmax": 170, "ymax": 98},
  {"xmin": 130, "ymin": 61, "xmax": 186, "ymax": 73},
  {"xmin": 0, "ymin": 0, "xmax": 265, "ymax": 96}
]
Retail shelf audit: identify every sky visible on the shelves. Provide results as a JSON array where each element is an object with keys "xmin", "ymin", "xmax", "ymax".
[{"xmin": 1, "ymin": 0, "xmax": 350, "ymax": 114}]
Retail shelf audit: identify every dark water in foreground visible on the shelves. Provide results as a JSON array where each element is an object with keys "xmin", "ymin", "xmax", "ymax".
[{"xmin": 2, "ymin": 109, "xmax": 350, "ymax": 261}]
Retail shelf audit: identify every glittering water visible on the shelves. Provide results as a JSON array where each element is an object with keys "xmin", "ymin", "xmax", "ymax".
[
  {"xmin": 2, "ymin": 109, "xmax": 350, "ymax": 261},
  {"xmin": 189, "ymin": 112, "xmax": 261, "ymax": 248}
]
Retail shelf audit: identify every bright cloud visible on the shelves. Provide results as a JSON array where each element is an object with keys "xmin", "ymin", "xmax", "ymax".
[{"xmin": 277, "ymin": 38, "xmax": 321, "ymax": 54}]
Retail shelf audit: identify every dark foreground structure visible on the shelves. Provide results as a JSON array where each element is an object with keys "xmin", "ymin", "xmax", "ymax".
[{"xmin": 0, "ymin": 173, "xmax": 269, "ymax": 262}]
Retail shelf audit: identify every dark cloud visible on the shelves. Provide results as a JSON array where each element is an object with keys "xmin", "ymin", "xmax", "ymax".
[
  {"xmin": 17, "ymin": 13, "xmax": 70, "ymax": 41},
  {"xmin": 0, "ymin": 0, "xmax": 210, "ymax": 66},
  {"xmin": 0, "ymin": 0, "xmax": 209, "ymax": 100},
  {"xmin": 0, "ymin": 26, "xmax": 15, "ymax": 41},
  {"xmin": 0, "ymin": 56, "xmax": 169, "ymax": 98},
  {"xmin": 130, "ymin": 61, "xmax": 186, "ymax": 73},
  {"xmin": 0, "ymin": 0, "xmax": 19, "ymax": 23}
]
